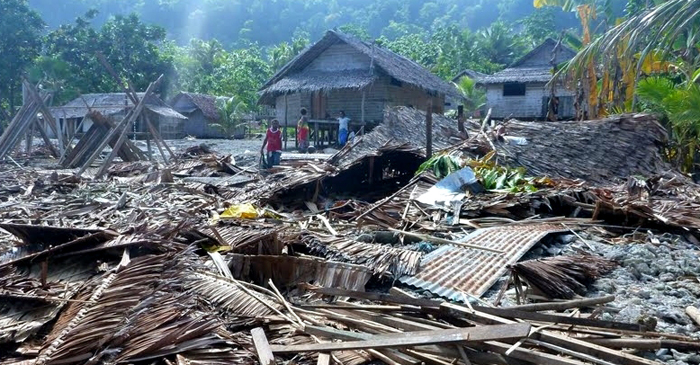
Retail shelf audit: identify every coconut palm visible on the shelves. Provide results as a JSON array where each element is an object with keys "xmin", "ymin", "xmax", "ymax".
[
  {"xmin": 636, "ymin": 74, "xmax": 700, "ymax": 172},
  {"xmin": 453, "ymin": 76, "xmax": 486, "ymax": 115}
]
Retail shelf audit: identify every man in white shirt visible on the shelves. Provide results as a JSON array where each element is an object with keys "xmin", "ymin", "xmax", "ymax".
[{"xmin": 337, "ymin": 110, "xmax": 350, "ymax": 146}]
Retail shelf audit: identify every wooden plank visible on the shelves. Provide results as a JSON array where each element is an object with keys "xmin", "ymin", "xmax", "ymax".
[
  {"xmin": 426, "ymin": 100, "xmax": 432, "ymax": 157},
  {"xmin": 506, "ymin": 295, "xmax": 615, "ymax": 312},
  {"xmin": 316, "ymin": 353, "xmax": 330, "ymax": 365},
  {"xmin": 22, "ymin": 79, "xmax": 62, "ymax": 156},
  {"xmin": 442, "ymin": 303, "xmax": 659, "ymax": 365},
  {"xmin": 269, "ymin": 323, "xmax": 531, "ymax": 353},
  {"xmin": 473, "ymin": 341, "xmax": 587, "ymax": 365},
  {"xmin": 251, "ymin": 327, "xmax": 276, "ymax": 365},
  {"xmin": 302, "ymin": 285, "xmax": 442, "ymax": 308},
  {"xmin": 473, "ymin": 305, "xmax": 646, "ymax": 332}
]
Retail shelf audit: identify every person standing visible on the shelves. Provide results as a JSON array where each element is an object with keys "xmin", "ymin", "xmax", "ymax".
[
  {"xmin": 260, "ymin": 119, "xmax": 282, "ymax": 168},
  {"xmin": 337, "ymin": 110, "xmax": 350, "ymax": 147},
  {"xmin": 297, "ymin": 108, "xmax": 310, "ymax": 152}
]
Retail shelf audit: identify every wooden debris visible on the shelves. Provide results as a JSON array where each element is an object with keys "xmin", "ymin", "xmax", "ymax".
[
  {"xmin": 251, "ymin": 327, "xmax": 276, "ymax": 365},
  {"xmin": 269, "ymin": 324, "xmax": 531, "ymax": 353}
]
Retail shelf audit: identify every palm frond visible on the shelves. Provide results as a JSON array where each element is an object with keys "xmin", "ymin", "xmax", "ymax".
[
  {"xmin": 36, "ymin": 254, "xmax": 169, "ymax": 365},
  {"xmin": 187, "ymin": 271, "xmax": 281, "ymax": 318}
]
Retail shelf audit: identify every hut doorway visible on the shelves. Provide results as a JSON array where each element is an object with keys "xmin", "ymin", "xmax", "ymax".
[{"xmin": 311, "ymin": 91, "xmax": 327, "ymax": 119}]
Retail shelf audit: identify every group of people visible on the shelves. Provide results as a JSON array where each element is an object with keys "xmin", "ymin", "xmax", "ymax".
[{"xmin": 260, "ymin": 108, "xmax": 353, "ymax": 169}]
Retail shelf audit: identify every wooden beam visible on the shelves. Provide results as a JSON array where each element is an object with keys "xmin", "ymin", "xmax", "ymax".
[
  {"xmin": 442, "ymin": 303, "xmax": 659, "ymax": 365},
  {"xmin": 269, "ymin": 324, "xmax": 531, "ymax": 353},
  {"xmin": 426, "ymin": 100, "xmax": 433, "ymax": 158},
  {"xmin": 473, "ymin": 305, "xmax": 647, "ymax": 332},
  {"xmin": 506, "ymin": 295, "xmax": 615, "ymax": 312},
  {"xmin": 251, "ymin": 327, "xmax": 276, "ymax": 365},
  {"xmin": 457, "ymin": 105, "xmax": 465, "ymax": 133},
  {"xmin": 78, "ymin": 75, "xmax": 162, "ymax": 177},
  {"xmin": 302, "ymin": 285, "xmax": 442, "ymax": 308},
  {"xmin": 21, "ymin": 79, "xmax": 63, "ymax": 156},
  {"xmin": 316, "ymin": 353, "xmax": 330, "ymax": 365}
]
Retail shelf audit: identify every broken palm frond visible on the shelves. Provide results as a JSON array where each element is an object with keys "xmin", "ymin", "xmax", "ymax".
[
  {"xmin": 35, "ymin": 254, "xmax": 171, "ymax": 365},
  {"xmin": 510, "ymin": 254, "xmax": 618, "ymax": 300},
  {"xmin": 187, "ymin": 271, "xmax": 281, "ymax": 318},
  {"xmin": 303, "ymin": 233, "xmax": 423, "ymax": 278}
]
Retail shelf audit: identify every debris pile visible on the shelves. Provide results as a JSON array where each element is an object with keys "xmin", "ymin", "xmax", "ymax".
[{"xmin": 0, "ymin": 107, "xmax": 699, "ymax": 365}]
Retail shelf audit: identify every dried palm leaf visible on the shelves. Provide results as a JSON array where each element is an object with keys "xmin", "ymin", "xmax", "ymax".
[
  {"xmin": 187, "ymin": 271, "xmax": 280, "ymax": 318},
  {"xmin": 36, "ymin": 254, "xmax": 169, "ymax": 365},
  {"xmin": 510, "ymin": 254, "xmax": 617, "ymax": 299}
]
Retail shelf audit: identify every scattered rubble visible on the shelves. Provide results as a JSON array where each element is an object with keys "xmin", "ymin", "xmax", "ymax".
[{"xmin": 0, "ymin": 107, "xmax": 699, "ymax": 365}]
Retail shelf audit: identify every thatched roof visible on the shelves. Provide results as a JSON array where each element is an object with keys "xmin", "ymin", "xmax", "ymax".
[
  {"xmin": 333, "ymin": 108, "xmax": 670, "ymax": 186},
  {"xmin": 170, "ymin": 92, "xmax": 221, "ymax": 122},
  {"xmin": 51, "ymin": 93, "xmax": 186, "ymax": 120},
  {"xmin": 452, "ymin": 69, "xmax": 487, "ymax": 82},
  {"xmin": 479, "ymin": 38, "xmax": 577, "ymax": 85},
  {"xmin": 259, "ymin": 30, "xmax": 461, "ymax": 104},
  {"xmin": 332, "ymin": 106, "xmax": 465, "ymax": 169},
  {"xmin": 492, "ymin": 114, "xmax": 671, "ymax": 185}
]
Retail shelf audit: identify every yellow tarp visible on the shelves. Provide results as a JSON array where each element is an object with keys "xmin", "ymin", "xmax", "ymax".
[{"xmin": 221, "ymin": 203, "xmax": 260, "ymax": 219}]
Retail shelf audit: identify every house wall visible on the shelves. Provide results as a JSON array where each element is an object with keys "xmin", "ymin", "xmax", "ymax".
[
  {"xmin": 182, "ymin": 110, "xmax": 226, "ymax": 138},
  {"xmin": 306, "ymin": 43, "xmax": 372, "ymax": 71},
  {"xmin": 485, "ymin": 83, "xmax": 574, "ymax": 120},
  {"xmin": 274, "ymin": 76, "xmax": 445, "ymax": 126}
]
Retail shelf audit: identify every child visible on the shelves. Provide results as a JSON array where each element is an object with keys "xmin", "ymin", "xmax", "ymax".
[
  {"xmin": 297, "ymin": 108, "xmax": 310, "ymax": 152},
  {"xmin": 260, "ymin": 119, "xmax": 282, "ymax": 168}
]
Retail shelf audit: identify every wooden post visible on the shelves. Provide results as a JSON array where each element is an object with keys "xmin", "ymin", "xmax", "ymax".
[
  {"xmin": 283, "ymin": 94, "xmax": 288, "ymax": 150},
  {"xmin": 144, "ymin": 116, "xmax": 152, "ymax": 161},
  {"xmin": 251, "ymin": 327, "xmax": 276, "ymax": 365},
  {"xmin": 457, "ymin": 105, "xmax": 465, "ymax": 133},
  {"xmin": 361, "ymin": 90, "xmax": 366, "ymax": 124},
  {"xmin": 426, "ymin": 100, "xmax": 433, "ymax": 158}
]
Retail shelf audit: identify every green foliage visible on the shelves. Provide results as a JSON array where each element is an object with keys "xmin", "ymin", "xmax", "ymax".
[
  {"xmin": 416, "ymin": 154, "xmax": 462, "ymax": 179},
  {"xmin": 637, "ymin": 75, "xmax": 700, "ymax": 172},
  {"xmin": 453, "ymin": 76, "xmax": 486, "ymax": 113},
  {"xmin": 212, "ymin": 96, "xmax": 246, "ymax": 136},
  {"xmin": 466, "ymin": 152, "xmax": 546, "ymax": 193},
  {"xmin": 0, "ymin": 0, "xmax": 44, "ymax": 110},
  {"xmin": 39, "ymin": 11, "xmax": 170, "ymax": 104}
]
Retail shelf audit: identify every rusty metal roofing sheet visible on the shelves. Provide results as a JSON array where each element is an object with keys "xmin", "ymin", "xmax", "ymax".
[{"xmin": 399, "ymin": 223, "xmax": 566, "ymax": 301}]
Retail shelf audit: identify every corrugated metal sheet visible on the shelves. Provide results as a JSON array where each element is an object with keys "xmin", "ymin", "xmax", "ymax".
[{"xmin": 400, "ymin": 224, "xmax": 565, "ymax": 301}]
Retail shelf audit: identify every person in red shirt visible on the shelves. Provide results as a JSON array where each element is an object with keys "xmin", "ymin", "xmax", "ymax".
[
  {"xmin": 260, "ymin": 119, "xmax": 282, "ymax": 168},
  {"xmin": 297, "ymin": 108, "xmax": 310, "ymax": 152}
]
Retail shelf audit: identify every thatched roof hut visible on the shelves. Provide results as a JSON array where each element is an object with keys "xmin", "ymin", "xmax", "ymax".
[
  {"xmin": 478, "ymin": 38, "xmax": 578, "ymax": 120},
  {"xmin": 50, "ymin": 93, "xmax": 186, "ymax": 139},
  {"xmin": 170, "ymin": 92, "xmax": 227, "ymax": 138},
  {"xmin": 258, "ymin": 30, "xmax": 461, "ymax": 129}
]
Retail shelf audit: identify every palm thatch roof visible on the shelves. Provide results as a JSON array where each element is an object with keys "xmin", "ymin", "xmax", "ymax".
[
  {"xmin": 259, "ymin": 30, "xmax": 461, "ymax": 104},
  {"xmin": 50, "ymin": 93, "xmax": 186, "ymax": 120},
  {"xmin": 331, "ymin": 106, "xmax": 465, "ymax": 169},
  {"xmin": 479, "ymin": 38, "xmax": 577, "ymax": 85},
  {"xmin": 170, "ymin": 92, "xmax": 221, "ymax": 122},
  {"xmin": 492, "ymin": 114, "xmax": 671, "ymax": 185},
  {"xmin": 452, "ymin": 69, "xmax": 487, "ymax": 82}
]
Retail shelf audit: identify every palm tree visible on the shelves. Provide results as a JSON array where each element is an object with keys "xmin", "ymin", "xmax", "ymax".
[
  {"xmin": 453, "ymin": 76, "xmax": 486, "ymax": 116},
  {"xmin": 556, "ymin": 0, "xmax": 699, "ymax": 112},
  {"xmin": 214, "ymin": 96, "xmax": 247, "ymax": 137},
  {"xmin": 637, "ymin": 74, "xmax": 700, "ymax": 172}
]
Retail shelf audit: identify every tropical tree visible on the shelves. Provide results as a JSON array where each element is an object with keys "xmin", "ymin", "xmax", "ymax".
[
  {"xmin": 0, "ymin": 0, "xmax": 44, "ymax": 111},
  {"xmin": 453, "ymin": 76, "xmax": 486, "ymax": 115},
  {"xmin": 637, "ymin": 75, "xmax": 700, "ymax": 172},
  {"xmin": 214, "ymin": 96, "xmax": 247, "ymax": 137}
]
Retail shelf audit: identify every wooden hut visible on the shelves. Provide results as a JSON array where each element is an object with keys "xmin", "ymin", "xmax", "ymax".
[
  {"xmin": 170, "ymin": 92, "xmax": 225, "ymax": 138},
  {"xmin": 258, "ymin": 30, "xmax": 461, "ymax": 147},
  {"xmin": 478, "ymin": 38, "xmax": 577, "ymax": 120},
  {"xmin": 50, "ymin": 93, "xmax": 186, "ymax": 140}
]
